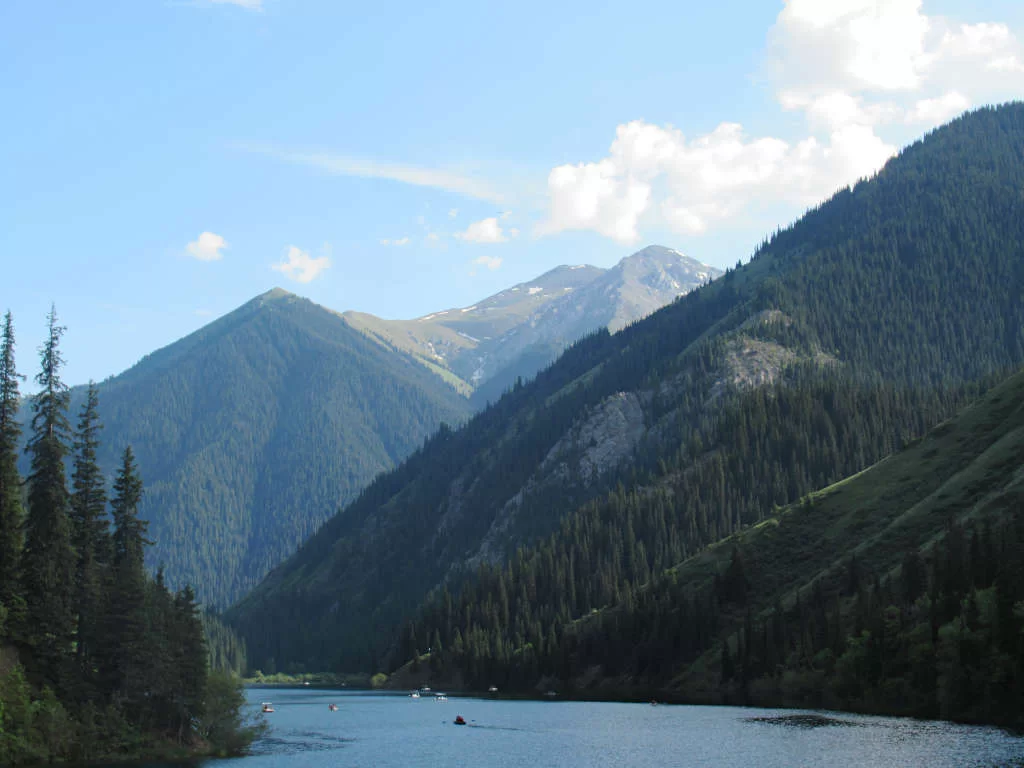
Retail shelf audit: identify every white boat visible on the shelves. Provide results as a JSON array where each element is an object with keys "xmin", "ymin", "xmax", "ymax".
[
  {"xmin": 261, "ymin": 702, "xmax": 274, "ymax": 713},
  {"xmin": 434, "ymin": 693, "xmax": 448, "ymax": 701},
  {"xmin": 410, "ymin": 691, "xmax": 421, "ymax": 698}
]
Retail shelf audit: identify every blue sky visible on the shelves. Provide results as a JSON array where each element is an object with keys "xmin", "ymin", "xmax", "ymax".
[{"xmin": 2, "ymin": 0, "xmax": 1023, "ymax": 388}]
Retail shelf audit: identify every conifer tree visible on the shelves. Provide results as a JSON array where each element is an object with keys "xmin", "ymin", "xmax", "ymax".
[
  {"xmin": 0, "ymin": 311, "xmax": 25, "ymax": 636},
  {"xmin": 22, "ymin": 306, "xmax": 75, "ymax": 690},
  {"xmin": 106, "ymin": 446, "xmax": 149, "ymax": 709},
  {"xmin": 70, "ymin": 382, "xmax": 109, "ymax": 694}
]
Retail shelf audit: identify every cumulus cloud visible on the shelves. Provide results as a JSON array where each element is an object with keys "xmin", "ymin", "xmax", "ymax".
[
  {"xmin": 186, "ymin": 231, "xmax": 228, "ymax": 261},
  {"xmin": 271, "ymin": 246, "xmax": 331, "ymax": 284},
  {"xmin": 456, "ymin": 217, "xmax": 509, "ymax": 244},
  {"xmin": 380, "ymin": 237, "xmax": 410, "ymax": 246},
  {"xmin": 471, "ymin": 255, "xmax": 503, "ymax": 271},
  {"xmin": 540, "ymin": 1, "xmax": 1021, "ymax": 243},
  {"xmin": 540, "ymin": 119, "xmax": 895, "ymax": 242},
  {"xmin": 771, "ymin": 1, "xmax": 1023, "ymax": 130}
]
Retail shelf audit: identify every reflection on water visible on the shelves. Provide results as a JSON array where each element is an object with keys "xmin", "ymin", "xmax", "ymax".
[{"xmin": 91, "ymin": 687, "xmax": 1024, "ymax": 768}]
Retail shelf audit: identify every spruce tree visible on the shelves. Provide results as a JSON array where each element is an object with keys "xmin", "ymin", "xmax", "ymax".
[
  {"xmin": 22, "ymin": 306, "xmax": 76, "ymax": 691},
  {"xmin": 70, "ymin": 382, "xmax": 109, "ymax": 695},
  {"xmin": 0, "ymin": 311, "xmax": 25, "ymax": 637},
  {"xmin": 106, "ymin": 446, "xmax": 150, "ymax": 711}
]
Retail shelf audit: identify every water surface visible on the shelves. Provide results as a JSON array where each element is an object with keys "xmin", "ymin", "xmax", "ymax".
[{"xmin": 113, "ymin": 687, "xmax": 1024, "ymax": 767}]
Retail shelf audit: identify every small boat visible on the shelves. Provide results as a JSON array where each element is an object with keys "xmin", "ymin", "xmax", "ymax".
[
  {"xmin": 328, "ymin": 703, "xmax": 339, "ymax": 712},
  {"xmin": 261, "ymin": 702, "xmax": 274, "ymax": 713},
  {"xmin": 487, "ymin": 686, "xmax": 498, "ymax": 693},
  {"xmin": 454, "ymin": 715, "xmax": 466, "ymax": 725},
  {"xmin": 434, "ymin": 693, "xmax": 448, "ymax": 701},
  {"xmin": 410, "ymin": 691, "xmax": 421, "ymax": 698}
]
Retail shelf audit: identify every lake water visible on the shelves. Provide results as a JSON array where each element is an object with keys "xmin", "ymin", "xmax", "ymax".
[{"xmin": 125, "ymin": 687, "xmax": 1024, "ymax": 767}]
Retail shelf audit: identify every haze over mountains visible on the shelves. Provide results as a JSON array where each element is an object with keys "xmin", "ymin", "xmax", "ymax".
[
  {"xmin": 227, "ymin": 104, "xmax": 1024, "ymax": 695},
  {"xmin": 64, "ymin": 245, "xmax": 713, "ymax": 607}
]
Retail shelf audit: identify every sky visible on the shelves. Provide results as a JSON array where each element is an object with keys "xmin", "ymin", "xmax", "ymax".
[{"xmin": 2, "ymin": 0, "xmax": 1023, "ymax": 388}]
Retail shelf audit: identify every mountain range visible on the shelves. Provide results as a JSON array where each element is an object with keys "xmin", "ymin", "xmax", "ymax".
[
  {"xmin": 225, "ymin": 103, "xmax": 1024, "ymax": 686},
  {"xmin": 343, "ymin": 245, "xmax": 720, "ymax": 406},
  {"xmin": 56, "ymin": 246, "xmax": 714, "ymax": 607}
]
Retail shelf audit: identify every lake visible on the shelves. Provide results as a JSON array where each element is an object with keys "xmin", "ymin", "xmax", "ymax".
[{"xmin": 124, "ymin": 687, "xmax": 1024, "ymax": 767}]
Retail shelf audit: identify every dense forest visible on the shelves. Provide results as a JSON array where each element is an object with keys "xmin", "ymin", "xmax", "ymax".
[
  {"xmin": 229, "ymin": 103, "xmax": 1024, "ymax": 682},
  {"xmin": 52, "ymin": 288, "xmax": 471, "ymax": 609},
  {"xmin": 0, "ymin": 310, "xmax": 259, "ymax": 765},
  {"xmin": 404, "ymin": 365, "xmax": 1024, "ymax": 726}
]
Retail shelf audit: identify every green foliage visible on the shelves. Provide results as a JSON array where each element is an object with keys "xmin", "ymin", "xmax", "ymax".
[
  {"xmin": 229, "ymin": 102, "xmax": 1024, "ymax": 718},
  {"xmin": 199, "ymin": 671, "xmax": 263, "ymax": 757},
  {"xmin": 0, "ymin": 310, "xmax": 256, "ymax": 765},
  {"xmin": 416, "ymin": 364, "xmax": 1024, "ymax": 726},
  {"xmin": 203, "ymin": 611, "xmax": 248, "ymax": 676},
  {"xmin": 53, "ymin": 290, "xmax": 471, "ymax": 608},
  {"xmin": 22, "ymin": 306, "xmax": 76, "ymax": 691},
  {"xmin": 0, "ymin": 311, "xmax": 24, "ymax": 638}
]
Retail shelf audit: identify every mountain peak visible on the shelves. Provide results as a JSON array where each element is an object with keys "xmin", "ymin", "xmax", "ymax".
[{"xmin": 258, "ymin": 287, "xmax": 296, "ymax": 301}]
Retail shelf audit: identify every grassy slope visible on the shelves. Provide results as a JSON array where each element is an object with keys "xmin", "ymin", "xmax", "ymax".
[{"xmin": 632, "ymin": 366, "xmax": 1024, "ymax": 696}]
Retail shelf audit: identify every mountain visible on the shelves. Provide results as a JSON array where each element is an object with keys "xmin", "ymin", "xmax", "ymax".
[
  {"xmin": 342, "ymin": 246, "xmax": 720, "ymax": 406},
  {"xmin": 74, "ymin": 289, "xmax": 471, "ymax": 607},
  {"xmin": 226, "ymin": 103, "xmax": 1024, "ymax": 677},
  {"xmin": 413, "ymin": 363, "xmax": 1024, "ymax": 725}
]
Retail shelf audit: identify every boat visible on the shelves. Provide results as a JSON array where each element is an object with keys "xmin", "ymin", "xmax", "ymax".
[
  {"xmin": 328, "ymin": 703, "xmax": 339, "ymax": 711},
  {"xmin": 410, "ymin": 691, "xmax": 421, "ymax": 698},
  {"xmin": 261, "ymin": 702, "xmax": 274, "ymax": 713},
  {"xmin": 434, "ymin": 693, "xmax": 448, "ymax": 701},
  {"xmin": 454, "ymin": 715, "xmax": 466, "ymax": 725}
]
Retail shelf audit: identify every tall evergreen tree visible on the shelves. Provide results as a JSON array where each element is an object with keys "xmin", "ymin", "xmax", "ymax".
[
  {"xmin": 69, "ymin": 382, "xmax": 109, "ymax": 695},
  {"xmin": 21, "ymin": 306, "xmax": 75, "ymax": 690},
  {"xmin": 0, "ymin": 311, "xmax": 25, "ymax": 637},
  {"xmin": 106, "ymin": 446, "xmax": 149, "ymax": 709}
]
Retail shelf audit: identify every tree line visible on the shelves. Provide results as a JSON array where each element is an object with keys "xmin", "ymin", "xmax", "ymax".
[{"xmin": 0, "ymin": 309, "xmax": 259, "ymax": 764}]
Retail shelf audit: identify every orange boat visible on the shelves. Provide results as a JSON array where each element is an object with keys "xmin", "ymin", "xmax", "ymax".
[{"xmin": 454, "ymin": 715, "xmax": 466, "ymax": 725}]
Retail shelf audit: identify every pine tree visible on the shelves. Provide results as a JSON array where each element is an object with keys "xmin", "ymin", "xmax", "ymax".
[
  {"xmin": 21, "ymin": 306, "xmax": 76, "ymax": 691},
  {"xmin": 69, "ymin": 382, "xmax": 109, "ymax": 695},
  {"xmin": 0, "ymin": 311, "xmax": 25, "ymax": 637},
  {"xmin": 173, "ymin": 585, "xmax": 208, "ymax": 740},
  {"xmin": 105, "ymin": 446, "xmax": 149, "ymax": 711}
]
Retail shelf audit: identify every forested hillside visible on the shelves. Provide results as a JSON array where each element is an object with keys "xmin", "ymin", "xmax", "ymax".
[
  {"xmin": 69, "ymin": 289, "xmax": 470, "ymax": 606},
  {"xmin": 411, "ymin": 364, "xmax": 1024, "ymax": 727},
  {"xmin": 228, "ymin": 103, "xmax": 1024, "ymax": 677}
]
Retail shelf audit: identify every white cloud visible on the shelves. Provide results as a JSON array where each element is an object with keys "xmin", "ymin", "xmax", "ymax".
[
  {"xmin": 770, "ymin": 0, "xmax": 930, "ymax": 94},
  {"xmin": 186, "ymin": 231, "xmax": 228, "ymax": 261},
  {"xmin": 271, "ymin": 245, "xmax": 331, "ymax": 284},
  {"xmin": 380, "ymin": 237, "xmax": 410, "ymax": 246},
  {"xmin": 472, "ymin": 255, "xmax": 502, "ymax": 271},
  {"xmin": 448, "ymin": 208, "xmax": 459, "ymax": 218},
  {"xmin": 540, "ymin": 119, "xmax": 896, "ymax": 242},
  {"xmin": 539, "ymin": 1, "xmax": 1021, "ymax": 244},
  {"xmin": 771, "ymin": 1, "xmax": 1022, "ymax": 131},
  {"xmin": 234, "ymin": 143, "xmax": 504, "ymax": 203},
  {"xmin": 905, "ymin": 91, "xmax": 971, "ymax": 124},
  {"xmin": 426, "ymin": 233, "xmax": 441, "ymax": 242},
  {"xmin": 455, "ymin": 217, "xmax": 509, "ymax": 244}
]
